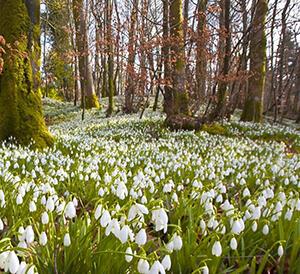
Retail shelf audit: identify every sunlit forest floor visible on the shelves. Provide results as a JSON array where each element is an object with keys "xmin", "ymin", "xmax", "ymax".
[{"xmin": 0, "ymin": 98, "xmax": 299, "ymax": 273}]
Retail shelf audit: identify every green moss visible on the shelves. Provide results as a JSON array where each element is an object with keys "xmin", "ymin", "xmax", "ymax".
[
  {"xmin": 0, "ymin": 0, "xmax": 53, "ymax": 149},
  {"xmin": 174, "ymin": 92, "xmax": 190, "ymax": 116},
  {"xmin": 85, "ymin": 93, "xmax": 100, "ymax": 109},
  {"xmin": 201, "ymin": 123, "xmax": 229, "ymax": 136}
]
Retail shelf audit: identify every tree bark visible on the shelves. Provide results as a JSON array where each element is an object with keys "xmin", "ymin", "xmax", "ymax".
[
  {"xmin": 106, "ymin": 0, "xmax": 114, "ymax": 116},
  {"xmin": 0, "ymin": 0, "xmax": 53, "ymax": 148},
  {"xmin": 165, "ymin": 0, "xmax": 189, "ymax": 117},
  {"xmin": 124, "ymin": 0, "xmax": 138, "ymax": 113},
  {"xmin": 195, "ymin": 0, "xmax": 208, "ymax": 103},
  {"xmin": 73, "ymin": 0, "xmax": 99, "ymax": 109},
  {"xmin": 241, "ymin": 0, "xmax": 268, "ymax": 123}
]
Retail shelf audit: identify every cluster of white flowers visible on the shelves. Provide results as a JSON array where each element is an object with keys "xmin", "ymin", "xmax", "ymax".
[{"xmin": 0, "ymin": 108, "xmax": 299, "ymax": 273}]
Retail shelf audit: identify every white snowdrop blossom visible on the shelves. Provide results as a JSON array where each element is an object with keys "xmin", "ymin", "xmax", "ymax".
[
  {"xmin": 95, "ymin": 205, "xmax": 103, "ymax": 220},
  {"xmin": 125, "ymin": 247, "xmax": 133, "ymax": 263},
  {"xmin": 7, "ymin": 251, "xmax": 19, "ymax": 274},
  {"xmin": 202, "ymin": 266, "xmax": 209, "ymax": 274},
  {"xmin": 262, "ymin": 224, "xmax": 269, "ymax": 235},
  {"xmin": 41, "ymin": 212, "xmax": 49, "ymax": 225},
  {"xmin": 152, "ymin": 208, "xmax": 168, "ymax": 233},
  {"xmin": 161, "ymin": 255, "xmax": 171, "ymax": 271},
  {"xmin": 65, "ymin": 201, "xmax": 76, "ymax": 219},
  {"xmin": 135, "ymin": 229, "xmax": 147, "ymax": 246},
  {"xmin": 39, "ymin": 232, "xmax": 48, "ymax": 246},
  {"xmin": 64, "ymin": 233, "xmax": 71, "ymax": 247},
  {"xmin": 230, "ymin": 237, "xmax": 238, "ymax": 250},
  {"xmin": 25, "ymin": 226, "xmax": 34, "ymax": 244},
  {"xmin": 173, "ymin": 234, "xmax": 183, "ymax": 251},
  {"xmin": 149, "ymin": 260, "xmax": 165, "ymax": 274},
  {"xmin": 278, "ymin": 245, "xmax": 284, "ymax": 257},
  {"xmin": 212, "ymin": 241, "xmax": 222, "ymax": 257},
  {"xmin": 100, "ymin": 210, "xmax": 111, "ymax": 228},
  {"xmin": 46, "ymin": 197, "xmax": 55, "ymax": 212},
  {"xmin": 138, "ymin": 259, "xmax": 150, "ymax": 274}
]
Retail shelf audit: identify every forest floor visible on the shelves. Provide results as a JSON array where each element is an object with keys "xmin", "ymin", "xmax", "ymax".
[{"xmin": 0, "ymin": 98, "xmax": 299, "ymax": 274}]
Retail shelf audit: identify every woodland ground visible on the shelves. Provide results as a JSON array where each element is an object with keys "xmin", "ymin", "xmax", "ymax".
[{"xmin": 0, "ymin": 98, "xmax": 299, "ymax": 274}]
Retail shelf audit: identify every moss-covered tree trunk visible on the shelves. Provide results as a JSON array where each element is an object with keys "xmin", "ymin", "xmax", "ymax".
[
  {"xmin": 165, "ymin": 0, "xmax": 189, "ymax": 117},
  {"xmin": 241, "ymin": 0, "xmax": 267, "ymax": 122},
  {"xmin": 0, "ymin": 0, "xmax": 53, "ymax": 148}
]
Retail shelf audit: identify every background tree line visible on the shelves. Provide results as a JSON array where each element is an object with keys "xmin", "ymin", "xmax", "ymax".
[
  {"xmin": 41, "ymin": 0, "xmax": 300, "ymax": 124},
  {"xmin": 0, "ymin": 0, "xmax": 300, "ymax": 146}
]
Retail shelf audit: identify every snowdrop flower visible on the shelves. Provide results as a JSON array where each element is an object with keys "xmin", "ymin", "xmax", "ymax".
[
  {"xmin": 0, "ymin": 251, "xmax": 9, "ymax": 269},
  {"xmin": 172, "ymin": 193, "xmax": 179, "ymax": 203},
  {"xmin": 230, "ymin": 237, "xmax": 238, "ymax": 250},
  {"xmin": 128, "ymin": 204, "xmax": 148, "ymax": 221},
  {"xmin": 231, "ymin": 219, "xmax": 244, "ymax": 235},
  {"xmin": 285, "ymin": 209, "xmax": 293, "ymax": 221},
  {"xmin": 135, "ymin": 229, "xmax": 147, "ymax": 246},
  {"xmin": 202, "ymin": 265, "xmax": 209, "ymax": 274},
  {"xmin": 149, "ymin": 260, "xmax": 165, "ymax": 274},
  {"xmin": 221, "ymin": 200, "xmax": 234, "ymax": 216},
  {"xmin": 95, "ymin": 204, "xmax": 103, "ymax": 220},
  {"xmin": 125, "ymin": 247, "xmax": 133, "ymax": 263},
  {"xmin": 25, "ymin": 226, "xmax": 34, "ymax": 244},
  {"xmin": 25, "ymin": 265, "xmax": 35, "ymax": 274},
  {"xmin": 29, "ymin": 201, "xmax": 36, "ymax": 212},
  {"xmin": 46, "ymin": 197, "xmax": 55, "ymax": 212},
  {"xmin": 278, "ymin": 245, "xmax": 284, "ymax": 257},
  {"xmin": 98, "ymin": 188, "xmax": 105, "ymax": 197},
  {"xmin": 166, "ymin": 240, "xmax": 174, "ymax": 252},
  {"xmin": 41, "ymin": 212, "xmax": 49, "ymax": 225},
  {"xmin": 17, "ymin": 241, "xmax": 27, "ymax": 250},
  {"xmin": 18, "ymin": 227, "xmax": 26, "ymax": 242},
  {"xmin": 105, "ymin": 219, "xmax": 121, "ymax": 237},
  {"xmin": 39, "ymin": 232, "xmax": 48, "ymax": 246},
  {"xmin": 116, "ymin": 181, "xmax": 128, "ymax": 200},
  {"xmin": 7, "ymin": 251, "xmax": 19, "ymax": 274},
  {"xmin": 0, "ymin": 218, "xmax": 3, "ymax": 231},
  {"xmin": 152, "ymin": 208, "xmax": 168, "ymax": 233},
  {"xmin": 243, "ymin": 188, "xmax": 250, "ymax": 197},
  {"xmin": 137, "ymin": 259, "xmax": 150, "ymax": 274},
  {"xmin": 119, "ymin": 225, "xmax": 130, "ymax": 244},
  {"xmin": 262, "ymin": 224, "xmax": 269, "ymax": 235},
  {"xmin": 56, "ymin": 201, "xmax": 66, "ymax": 214},
  {"xmin": 41, "ymin": 195, "xmax": 46, "ymax": 206},
  {"xmin": 65, "ymin": 201, "xmax": 76, "ymax": 219},
  {"xmin": 251, "ymin": 206, "xmax": 261, "ymax": 220},
  {"xmin": 64, "ymin": 233, "xmax": 71, "ymax": 247},
  {"xmin": 16, "ymin": 194, "xmax": 23, "ymax": 205},
  {"xmin": 212, "ymin": 241, "xmax": 222, "ymax": 257},
  {"xmin": 252, "ymin": 221, "xmax": 258, "ymax": 232},
  {"xmin": 161, "ymin": 255, "xmax": 171, "ymax": 271},
  {"xmin": 173, "ymin": 234, "xmax": 183, "ymax": 250},
  {"xmin": 16, "ymin": 261, "xmax": 27, "ymax": 274},
  {"xmin": 100, "ymin": 210, "xmax": 111, "ymax": 228}
]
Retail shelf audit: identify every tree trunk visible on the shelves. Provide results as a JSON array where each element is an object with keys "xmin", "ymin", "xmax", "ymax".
[
  {"xmin": 124, "ymin": 0, "xmax": 138, "ymax": 113},
  {"xmin": 165, "ymin": 0, "xmax": 189, "ymax": 117},
  {"xmin": 73, "ymin": 0, "xmax": 99, "ymax": 109},
  {"xmin": 106, "ymin": 0, "xmax": 114, "ymax": 116},
  {"xmin": 241, "ymin": 0, "xmax": 267, "ymax": 123},
  {"xmin": 210, "ymin": 0, "xmax": 231, "ymax": 120},
  {"xmin": 0, "ymin": 0, "xmax": 53, "ymax": 148},
  {"xmin": 195, "ymin": 0, "xmax": 208, "ymax": 103}
]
